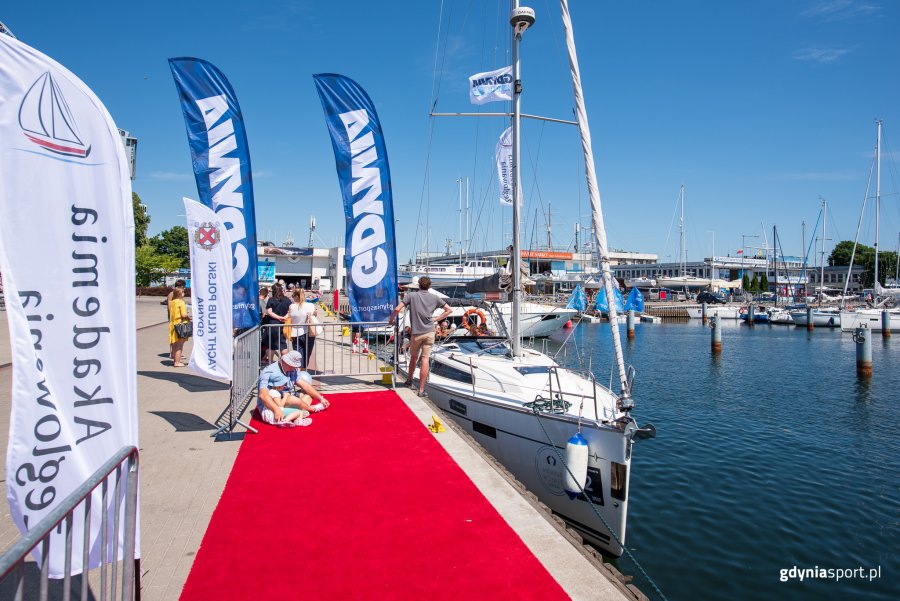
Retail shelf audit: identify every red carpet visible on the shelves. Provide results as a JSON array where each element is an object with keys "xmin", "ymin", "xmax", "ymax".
[{"xmin": 179, "ymin": 390, "xmax": 569, "ymax": 600}]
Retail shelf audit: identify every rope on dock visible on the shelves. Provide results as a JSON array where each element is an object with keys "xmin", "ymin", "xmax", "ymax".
[{"xmin": 530, "ymin": 406, "xmax": 669, "ymax": 601}]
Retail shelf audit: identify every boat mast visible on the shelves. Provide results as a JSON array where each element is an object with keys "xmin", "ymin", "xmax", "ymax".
[
  {"xmin": 560, "ymin": 0, "xmax": 630, "ymax": 401},
  {"xmin": 875, "ymin": 119, "xmax": 882, "ymax": 289},
  {"xmin": 509, "ymin": 1, "xmax": 535, "ymax": 358},
  {"xmin": 457, "ymin": 177, "xmax": 463, "ymax": 263},
  {"xmin": 679, "ymin": 184, "xmax": 686, "ymax": 278},
  {"xmin": 820, "ymin": 198, "xmax": 826, "ymax": 304},
  {"xmin": 773, "ymin": 224, "xmax": 778, "ymax": 305}
]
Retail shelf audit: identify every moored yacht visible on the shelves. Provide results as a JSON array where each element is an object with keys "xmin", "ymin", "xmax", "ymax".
[{"xmin": 399, "ymin": 1, "xmax": 655, "ymax": 557}]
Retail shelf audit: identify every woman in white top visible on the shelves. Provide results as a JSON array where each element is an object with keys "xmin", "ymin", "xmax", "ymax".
[{"xmin": 289, "ymin": 288, "xmax": 318, "ymax": 369}]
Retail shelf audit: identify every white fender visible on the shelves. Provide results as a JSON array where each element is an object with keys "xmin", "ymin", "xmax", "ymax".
[{"xmin": 563, "ymin": 432, "xmax": 589, "ymax": 500}]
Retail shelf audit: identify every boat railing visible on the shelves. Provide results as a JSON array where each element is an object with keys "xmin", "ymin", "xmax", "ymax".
[
  {"xmin": 447, "ymin": 354, "xmax": 507, "ymax": 394},
  {"xmin": 547, "ymin": 366, "xmax": 604, "ymax": 423}
]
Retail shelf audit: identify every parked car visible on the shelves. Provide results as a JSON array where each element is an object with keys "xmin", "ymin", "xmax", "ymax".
[{"xmin": 697, "ymin": 291, "xmax": 728, "ymax": 304}]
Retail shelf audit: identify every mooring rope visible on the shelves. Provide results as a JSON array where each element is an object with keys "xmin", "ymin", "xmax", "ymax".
[{"xmin": 530, "ymin": 406, "xmax": 668, "ymax": 601}]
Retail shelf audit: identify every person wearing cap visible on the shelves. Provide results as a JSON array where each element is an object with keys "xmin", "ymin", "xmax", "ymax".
[{"xmin": 257, "ymin": 351, "xmax": 331, "ymax": 425}]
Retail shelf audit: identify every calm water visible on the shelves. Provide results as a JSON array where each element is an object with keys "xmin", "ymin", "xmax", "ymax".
[{"xmin": 545, "ymin": 320, "xmax": 898, "ymax": 601}]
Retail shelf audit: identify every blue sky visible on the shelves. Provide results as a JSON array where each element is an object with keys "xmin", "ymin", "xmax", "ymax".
[{"xmin": 5, "ymin": 1, "xmax": 899, "ymax": 265}]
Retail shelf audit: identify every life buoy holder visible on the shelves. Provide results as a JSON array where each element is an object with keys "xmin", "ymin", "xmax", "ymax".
[{"xmin": 463, "ymin": 308, "xmax": 487, "ymax": 333}]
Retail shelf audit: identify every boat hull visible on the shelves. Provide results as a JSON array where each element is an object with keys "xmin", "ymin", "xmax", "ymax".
[
  {"xmin": 789, "ymin": 310, "xmax": 841, "ymax": 328},
  {"xmin": 425, "ymin": 381, "xmax": 630, "ymax": 556},
  {"xmin": 685, "ymin": 306, "xmax": 740, "ymax": 319},
  {"xmin": 839, "ymin": 309, "xmax": 900, "ymax": 333}
]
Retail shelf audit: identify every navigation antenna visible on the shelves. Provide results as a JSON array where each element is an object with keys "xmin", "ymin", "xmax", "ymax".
[{"xmin": 308, "ymin": 216, "xmax": 316, "ymax": 248}]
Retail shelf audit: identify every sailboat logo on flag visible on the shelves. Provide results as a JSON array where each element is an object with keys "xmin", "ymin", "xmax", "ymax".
[
  {"xmin": 194, "ymin": 222, "xmax": 222, "ymax": 251},
  {"xmin": 18, "ymin": 71, "xmax": 91, "ymax": 158}
]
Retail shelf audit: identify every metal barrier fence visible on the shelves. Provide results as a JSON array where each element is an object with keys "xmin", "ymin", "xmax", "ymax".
[
  {"xmin": 259, "ymin": 320, "xmax": 398, "ymax": 387},
  {"xmin": 213, "ymin": 325, "xmax": 260, "ymax": 438},
  {"xmin": 0, "ymin": 446, "xmax": 140, "ymax": 601}
]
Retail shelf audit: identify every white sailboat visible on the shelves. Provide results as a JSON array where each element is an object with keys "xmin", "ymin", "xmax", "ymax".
[
  {"xmin": 656, "ymin": 185, "xmax": 713, "ymax": 290},
  {"xmin": 403, "ymin": 1, "xmax": 654, "ymax": 557},
  {"xmin": 840, "ymin": 119, "xmax": 900, "ymax": 332}
]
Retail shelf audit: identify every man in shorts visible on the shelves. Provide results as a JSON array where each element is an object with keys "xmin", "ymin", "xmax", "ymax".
[
  {"xmin": 389, "ymin": 276, "xmax": 452, "ymax": 397},
  {"xmin": 257, "ymin": 351, "xmax": 331, "ymax": 426}
]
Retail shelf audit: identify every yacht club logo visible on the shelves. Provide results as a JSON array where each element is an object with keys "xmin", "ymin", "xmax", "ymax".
[
  {"xmin": 194, "ymin": 222, "xmax": 221, "ymax": 251},
  {"xmin": 18, "ymin": 71, "xmax": 91, "ymax": 158}
]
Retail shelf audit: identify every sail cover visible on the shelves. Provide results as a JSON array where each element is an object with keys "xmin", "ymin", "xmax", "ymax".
[
  {"xmin": 169, "ymin": 58, "xmax": 260, "ymax": 330},
  {"xmin": 314, "ymin": 74, "xmax": 398, "ymax": 322}
]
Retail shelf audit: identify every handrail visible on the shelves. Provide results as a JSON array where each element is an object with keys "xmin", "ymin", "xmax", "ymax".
[{"xmin": 0, "ymin": 445, "xmax": 140, "ymax": 600}]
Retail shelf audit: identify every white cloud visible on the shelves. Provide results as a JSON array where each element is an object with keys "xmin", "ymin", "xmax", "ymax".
[
  {"xmin": 801, "ymin": 0, "xmax": 880, "ymax": 20},
  {"xmin": 793, "ymin": 46, "xmax": 851, "ymax": 63},
  {"xmin": 254, "ymin": 169, "xmax": 275, "ymax": 179}
]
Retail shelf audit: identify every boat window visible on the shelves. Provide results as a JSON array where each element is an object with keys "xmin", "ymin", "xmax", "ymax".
[
  {"xmin": 430, "ymin": 361, "xmax": 473, "ymax": 384},
  {"xmin": 455, "ymin": 339, "xmax": 509, "ymax": 356},
  {"xmin": 514, "ymin": 366, "xmax": 550, "ymax": 376},
  {"xmin": 540, "ymin": 314, "xmax": 560, "ymax": 321},
  {"xmin": 610, "ymin": 461, "xmax": 628, "ymax": 501}
]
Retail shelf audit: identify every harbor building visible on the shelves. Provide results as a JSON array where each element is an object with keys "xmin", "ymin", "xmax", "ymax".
[
  {"xmin": 807, "ymin": 264, "xmax": 864, "ymax": 295},
  {"xmin": 257, "ymin": 243, "xmax": 346, "ymax": 292}
]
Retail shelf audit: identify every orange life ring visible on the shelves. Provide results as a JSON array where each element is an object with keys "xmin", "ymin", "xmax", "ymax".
[{"xmin": 463, "ymin": 308, "xmax": 486, "ymax": 333}]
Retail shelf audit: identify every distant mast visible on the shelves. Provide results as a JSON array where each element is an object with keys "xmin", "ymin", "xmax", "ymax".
[{"xmin": 875, "ymin": 119, "xmax": 882, "ymax": 289}]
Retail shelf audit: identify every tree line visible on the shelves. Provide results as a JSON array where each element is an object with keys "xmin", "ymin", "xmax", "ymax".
[
  {"xmin": 829, "ymin": 240, "xmax": 899, "ymax": 288},
  {"xmin": 133, "ymin": 192, "xmax": 190, "ymax": 286}
]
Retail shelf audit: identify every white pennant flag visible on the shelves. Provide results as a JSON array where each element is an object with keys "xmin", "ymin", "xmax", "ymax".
[
  {"xmin": 496, "ymin": 127, "xmax": 514, "ymax": 206},
  {"xmin": 184, "ymin": 198, "xmax": 234, "ymax": 381},
  {"xmin": 0, "ymin": 34, "xmax": 139, "ymax": 576},
  {"xmin": 469, "ymin": 66, "xmax": 513, "ymax": 105}
]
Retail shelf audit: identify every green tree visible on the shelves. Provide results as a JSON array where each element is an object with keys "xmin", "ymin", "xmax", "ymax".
[
  {"xmin": 742, "ymin": 273, "xmax": 751, "ymax": 291},
  {"xmin": 135, "ymin": 245, "xmax": 182, "ymax": 286},
  {"xmin": 132, "ymin": 192, "xmax": 150, "ymax": 248},
  {"xmin": 829, "ymin": 240, "xmax": 898, "ymax": 287},
  {"xmin": 749, "ymin": 274, "xmax": 759, "ymax": 292},
  {"xmin": 150, "ymin": 226, "xmax": 189, "ymax": 267},
  {"xmin": 759, "ymin": 273, "xmax": 769, "ymax": 292}
]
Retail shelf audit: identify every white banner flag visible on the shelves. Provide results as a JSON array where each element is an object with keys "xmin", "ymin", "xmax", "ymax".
[
  {"xmin": 184, "ymin": 198, "xmax": 234, "ymax": 381},
  {"xmin": 496, "ymin": 127, "xmax": 514, "ymax": 206},
  {"xmin": 469, "ymin": 65, "xmax": 513, "ymax": 105},
  {"xmin": 0, "ymin": 35, "xmax": 139, "ymax": 576}
]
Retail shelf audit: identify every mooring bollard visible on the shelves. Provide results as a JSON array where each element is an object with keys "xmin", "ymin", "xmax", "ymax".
[
  {"xmin": 855, "ymin": 327, "xmax": 872, "ymax": 378},
  {"xmin": 711, "ymin": 315, "xmax": 722, "ymax": 354},
  {"xmin": 747, "ymin": 305, "xmax": 755, "ymax": 326},
  {"xmin": 882, "ymin": 310, "xmax": 891, "ymax": 338},
  {"xmin": 806, "ymin": 306, "xmax": 814, "ymax": 332},
  {"xmin": 627, "ymin": 309, "xmax": 635, "ymax": 340},
  {"xmin": 701, "ymin": 301, "xmax": 708, "ymax": 324}
]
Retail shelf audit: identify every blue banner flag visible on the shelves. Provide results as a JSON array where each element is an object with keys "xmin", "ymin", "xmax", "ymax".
[
  {"xmin": 313, "ymin": 74, "xmax": 398, "ymax": 322},
  {"xmin": 169, "ymin": 58, "xmax": 260, "ymax": 329},
  {"xmin": 595, "ymin": 286, "xmax": 625, "ymax": 314},
  {"xmin": 625, "ymin": 287, "xmax": 645, "ymax": 312},
  {"xmin": 566, "ymin": 284, "xmax": 587, "ymax": 312}
]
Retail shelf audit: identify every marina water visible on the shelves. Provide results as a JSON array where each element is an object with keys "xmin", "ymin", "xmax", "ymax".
[{"xmin": 545, "ymin": 320, "xmax": 897, "ymax": 600}]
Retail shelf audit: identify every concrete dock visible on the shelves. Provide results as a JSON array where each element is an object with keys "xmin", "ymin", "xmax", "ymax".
[{"xmin": 0, "ymin": 297, "xmax": 642, "ymax": 600}]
